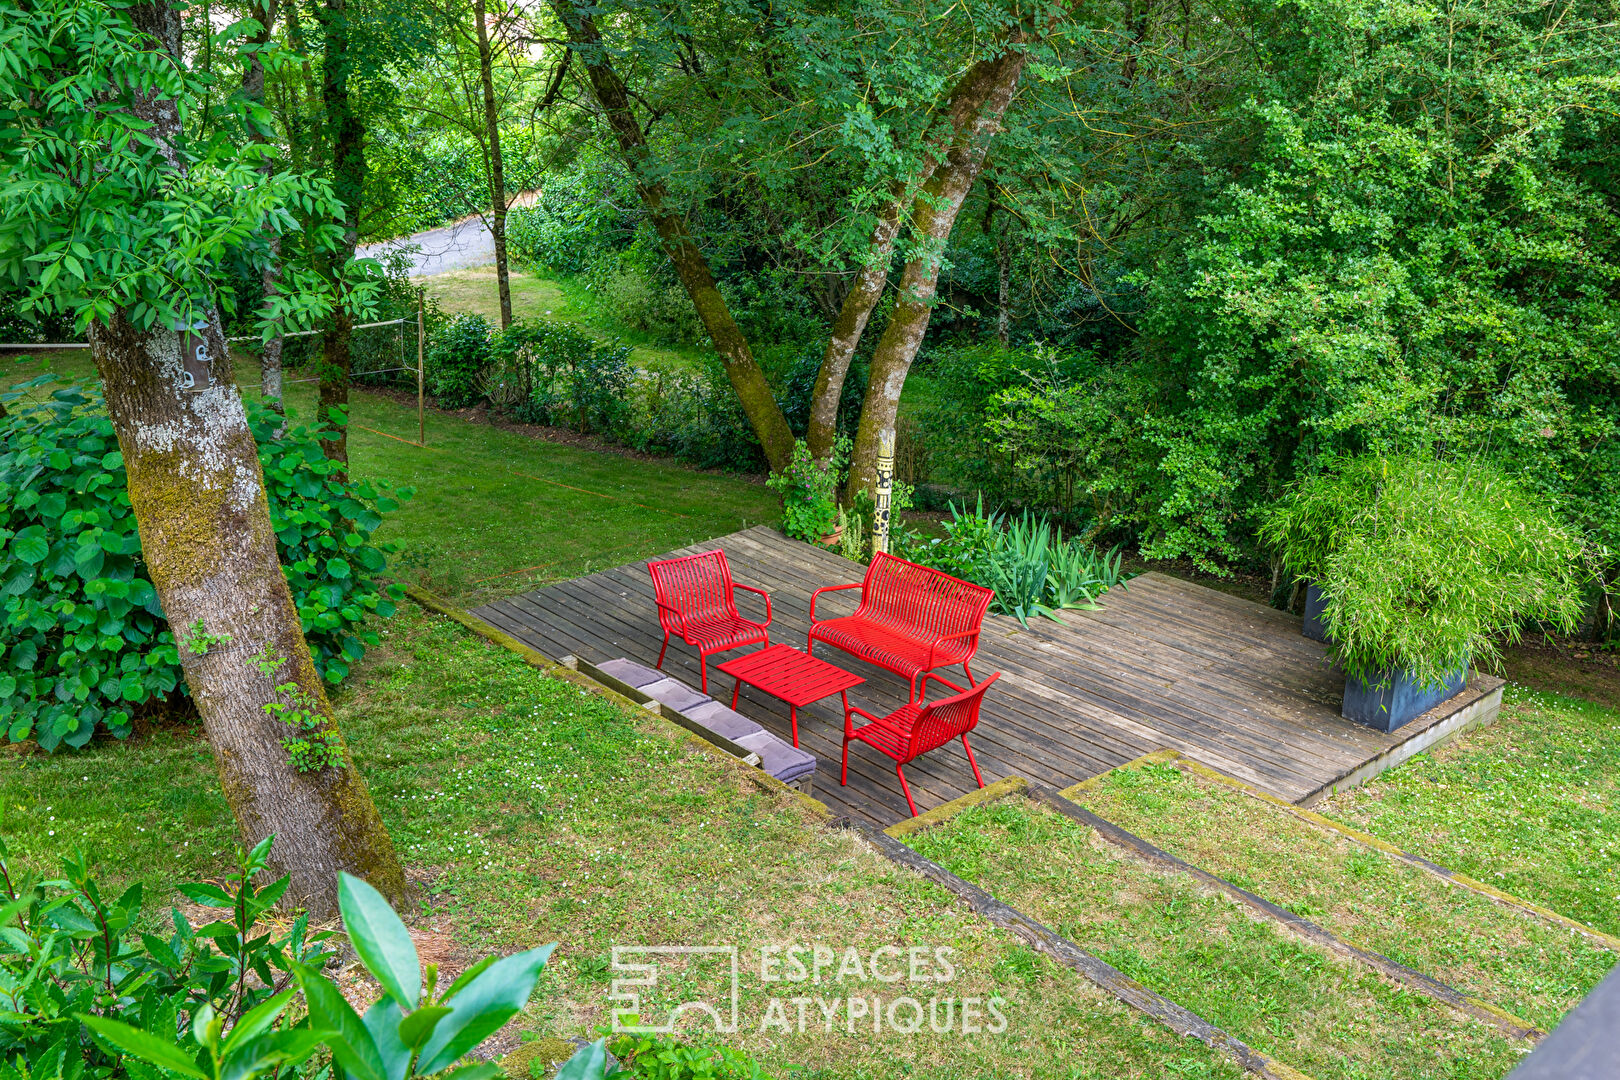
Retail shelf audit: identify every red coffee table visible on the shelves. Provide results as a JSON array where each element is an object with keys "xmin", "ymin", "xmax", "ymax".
[{"xmin": 717, "ymin": 644, "xmax": 864, "ymax": 747}]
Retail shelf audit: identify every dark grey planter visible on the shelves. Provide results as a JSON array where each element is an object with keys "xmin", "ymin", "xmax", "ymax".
[
  {"xmin": 1302, "ymin": 582, "xmax": 1330, "ymax": 642},
  {"xmin": 1342, "ymin": 663, "xmax": 1468, "ymax": 732}
]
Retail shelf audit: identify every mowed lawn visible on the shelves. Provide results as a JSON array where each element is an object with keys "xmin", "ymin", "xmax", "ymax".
[{"xmin": 5, "ymin": 347, "xmax": 780, "ymax": 605}]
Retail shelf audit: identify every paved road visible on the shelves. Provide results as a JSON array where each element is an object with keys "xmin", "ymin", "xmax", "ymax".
[{"xmin": 358, "ymin": 215, "xmax": 494, "ymax": 276}]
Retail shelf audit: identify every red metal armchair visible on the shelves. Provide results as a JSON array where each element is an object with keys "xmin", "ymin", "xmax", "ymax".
[
  {"xmin": 808, "ymin": 552, "xmax": 993, "ymax": 700},
  {"xmin": 842, "ymin": 672, "xmax": 1001, "ymax": 817},
  {"xmin": 648, "ymin": 550, "xmax": 771, "ymax": 692}
]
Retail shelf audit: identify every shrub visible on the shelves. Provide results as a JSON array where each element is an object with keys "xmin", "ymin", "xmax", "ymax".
[
  {"xmin": 1264, "ymin": 455, "xmax": 1586, "ymax": 687},
  {"xmin": 766, "ymin": 438, "xmax": 848, "ymax": 543},
  {"xmin": 0, "ymin": 381, "xmax": 405, "ymax": 751},
  {"xmin": 503, "ymin": 320, "xmax": 635, "ymax": 436},
  {"xmin": 631, "ymin": 359, "xmax": 767, "ymax": 472},
  {"xmin": 425, "ymin": 312, "xmax": 494, "ymax": 408},
  {"xmin": 0, "ymin": 837, "xmax": 609, "ymax": 1080},
  {"xmin": 900, "ymin": 499, "xmax": 1128, "ymax": 627}
]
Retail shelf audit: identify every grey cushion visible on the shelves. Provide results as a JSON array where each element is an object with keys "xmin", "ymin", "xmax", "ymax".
[
  {"xmin": 640, "ymin": 677, "xmax": 713, "ymax": 714},
  {"xmin": 684, "ymin": 700, "xmax": 765, "ymax": 742},
  {"xmin": 736, "ymin": 731, "xmax": 818, "ymax": 784},
  {"xmin": 597, "ymin": 658, "xmax": 665, "ymax": 689}
]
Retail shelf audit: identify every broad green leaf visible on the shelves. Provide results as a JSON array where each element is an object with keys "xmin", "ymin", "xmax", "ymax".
[
  {"xmin": 294, "ymin": 963, "xmax": 386, "ymax": 1080},
  {"xmin": 337, "ymin": 872, "xmax": 419, "ymax": 1009},
  {"xmin": 395, "ymin": 1004, "xmax": 450, "ymax": 1050},
  {"xmin": 221, "ymin": 988, "xmax": 296, "ymax": 1057},
  {"xmin": 415, "ymin": 944, "xmax": 556, "ymax": 1075},
  {"xmin": 78, "ymin": 1015, "xmax": 208, "ymax": 1079},
  {"xmin": 553, "ymin": 1040, "xmax": 609, "ymax": 1080}
]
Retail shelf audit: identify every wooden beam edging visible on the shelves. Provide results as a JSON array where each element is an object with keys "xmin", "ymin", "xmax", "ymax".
[
  {"xmin": 398, "ymin": 582, "xmax": 833, "ymax": 820},
  {"xmin": 839, "ymin": 820, "xmax": 1317, "ymax": 1080},
  {"xmin": 1027, "ymin": 784, "xmax": 1544, "ymax": 1041},
  {"xmin": 883, "ymin": 777, "xmax": 1029, "ymax": 838},
  {"xmin": 1065, "ymin": 748, "xmax": 1620, "ymax": 955}
]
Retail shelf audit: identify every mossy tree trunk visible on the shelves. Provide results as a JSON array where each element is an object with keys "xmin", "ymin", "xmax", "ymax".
[
  {"xmin": 552, "ymin": 0, "xmax": 796, "ymax": 472},
  {"xmin": 847, "ymin": 47, "xmax": 1029, "ymax": 499},
  {"xmin": 475, "ymin": 0, "xmax": 513, "ymax": 330},
  {"xmin": 805, "ymin": 186, "xmax": 916, "ymax": 463},
  {"xmin": 315, "ymin": 0, "xmax": 364, "ymax": 476},
  {"xmin": 88, "ymin": 0, "xmax": 406, "ymax": 919}
]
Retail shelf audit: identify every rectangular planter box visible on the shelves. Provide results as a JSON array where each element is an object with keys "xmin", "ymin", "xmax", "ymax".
[
  {"xmin": 1302, "ymin": 582, "xmax": 1330, "ymax": 642},
  {"xmin": 1342, "ymin": 664, "xmax": 1469, "ymax": 732}
]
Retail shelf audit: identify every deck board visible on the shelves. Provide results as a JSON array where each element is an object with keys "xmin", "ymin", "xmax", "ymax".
[{"xmin": 471, "ymin": 526, "xmax": 1502, "ymax": 824}]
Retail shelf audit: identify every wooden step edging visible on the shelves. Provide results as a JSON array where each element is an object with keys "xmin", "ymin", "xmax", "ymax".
[
  {"xmin": 1064, "ymin": 749, "xmax": 1620, "ymax": 955},
  {"xmin": 399, "ymin": 582, "xmax": 832, "ymax": 819},
  {"xmin": 840, "ymin": 819, "xmax": 1316, "ymax": 1080},
  {"xmin": 1025, "ymin": 783, "xmax": 1544, "ymax": 1041}
]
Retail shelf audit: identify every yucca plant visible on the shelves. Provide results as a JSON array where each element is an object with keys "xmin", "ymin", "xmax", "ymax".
[{"xmin": 911, "ymin": 501, "xmax": 1129, "ymax": 627}]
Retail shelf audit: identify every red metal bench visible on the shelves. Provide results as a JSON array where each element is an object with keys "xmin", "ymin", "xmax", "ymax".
[
  {"xmin": 648, "ymin": 550, "xmax": 771, "ymax": 692},
  {"xmin": 841, "ymin": 672, "xmax": 1001, "ymax": 816},
  {"xmin": 808, "ymin": 552, "xmax": 993, "ymax": 699}
]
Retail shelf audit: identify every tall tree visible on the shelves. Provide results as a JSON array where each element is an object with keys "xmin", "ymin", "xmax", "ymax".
[
  {"xmin": 313, "ymin": 0, "xmax": 364, "ymax": 475},
  {"xmin": 550, "ymin": 0, "xmax": 798, "ymax": 471},
  {"xmin": 474, "ymin": 0, "xmax": 514, "ymax": 328},
  {"xmin": 0, "ymin": 0, "xmax": 406, "ymax": 915},
  {"xmin": 846, "ymin": 46, "xmax": 1029, "ymax": 495},
  {"xmin": 240, "ymin": 0, "xmax": 289, "ymax": 422}
]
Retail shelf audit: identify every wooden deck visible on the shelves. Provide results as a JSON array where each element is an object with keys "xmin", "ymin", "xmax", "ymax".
[{"xmin": 471, "ymin": 526, "xmax": 1503, "ymax": 826}]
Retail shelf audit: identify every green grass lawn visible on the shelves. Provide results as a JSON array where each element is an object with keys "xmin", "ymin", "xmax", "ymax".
[
  {"xmin": 0, "ymin": 605, "xmax": 1244, "ymax": 1080},
  {"xmin": 6, "ymin": 347, "xmax": 779, "ymax": 606},
  {"xmin": 421, "ymin": 267, "xmax": 710, "ymax": 373},
  {"xmin": 1075, "ymin": 756, "xmax": 1615, "ymax": 1034},
  {"xmin": 908, "ymin": 797, "xmax": 1523, "ymax": 1080},
  {"xmin": 1319, "ymin": 685, "xmax": 1620, "ymax": 936}
]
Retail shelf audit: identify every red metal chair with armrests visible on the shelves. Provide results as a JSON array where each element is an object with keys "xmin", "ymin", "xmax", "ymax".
[
  {"xmin": 647, "ymin": 550, "xmax": 771, "ymax": 692},
  {"xmin": 841, "ymin": 671, "xmax": 1001, "ymax": 817}
]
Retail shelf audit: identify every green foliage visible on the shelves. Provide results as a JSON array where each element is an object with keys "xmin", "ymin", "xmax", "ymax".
[
  {"xmin": 903, "ymin": 500, "xmax": 1128, "ymax": 627},
  {"xmin": 606, "ymin": 1033, "xmax": 766, "ymax": 1079},
  {"xmin": 1265, "ymin": 456, "xmax": 1586, "ymax": 686},
  {"xmin": 0, "ymin": 382, "xmax": 179, "ymax": 750},
  {"xmin": 0, "ymin": 381, "xmax": 405, "ymax": 751},
  {"xmin": 766, "ymin": 439, "xmax": 848, "ymax": 543},
  {"xmin": 505, "ymin": 162, "xmax": 637, "ymax": 275},
  {"xmin": 1134, "ymin": 0, "xmax": 1620, "ymax": 568},
  {"xmin": 254, "ymin": 648, "xmax": 345, "ymax": 773},
  {"xmin": 985, "ymin": 353, "xmax": 1161, "ymax": 537},
  {"xmin": 249, "ymin": 403, "xmax": 408, "ymax": 684},
  {"xmin": 502, "ymin": 322, "xmax": 635, "ymax": 437},
  {"xmin": 0, "ymin": 835, "xmax": 608, "ymax": 1080},
  {"xmin": 0, "ymin": 0, "xmax": 375, "ymax": 337},
  {"xmin": 426, "ymin": 314, "xmax": 497, "ymax": 409},
  {"xmin": 0, "ymin": 835, "xmax": 334, "ymax": 1067}
]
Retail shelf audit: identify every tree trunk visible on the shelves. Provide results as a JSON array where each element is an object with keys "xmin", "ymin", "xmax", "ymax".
[
  {"xmin": 91, "ymin": 0, "xmax": 405, "ymax": 919},
  {"xmin": 552, "ymin": 0, "xmax": 795, "ymax": 471},
  {"xmin": 847, "ymin": 48, "xmax": 1029, "ymax": 498},
  {"xmin": 316, "ymin": 0, "xmax": 364, "ymax": 476},
  {"xmin": 242, "ymin": 0, "xmax": 287, "ymax": 425},
  {"xmin": 475, "ymin": 0, "xmax": 513, "ymax": 329},
  {"xmin": 805, "ymin": 189, "xmax": 909, "ymax": 462}
]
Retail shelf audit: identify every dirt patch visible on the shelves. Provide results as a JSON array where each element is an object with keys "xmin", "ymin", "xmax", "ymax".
[{"xmin": 1500, "ymin": 631, "xmax": 1620, "ymax": 709}]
